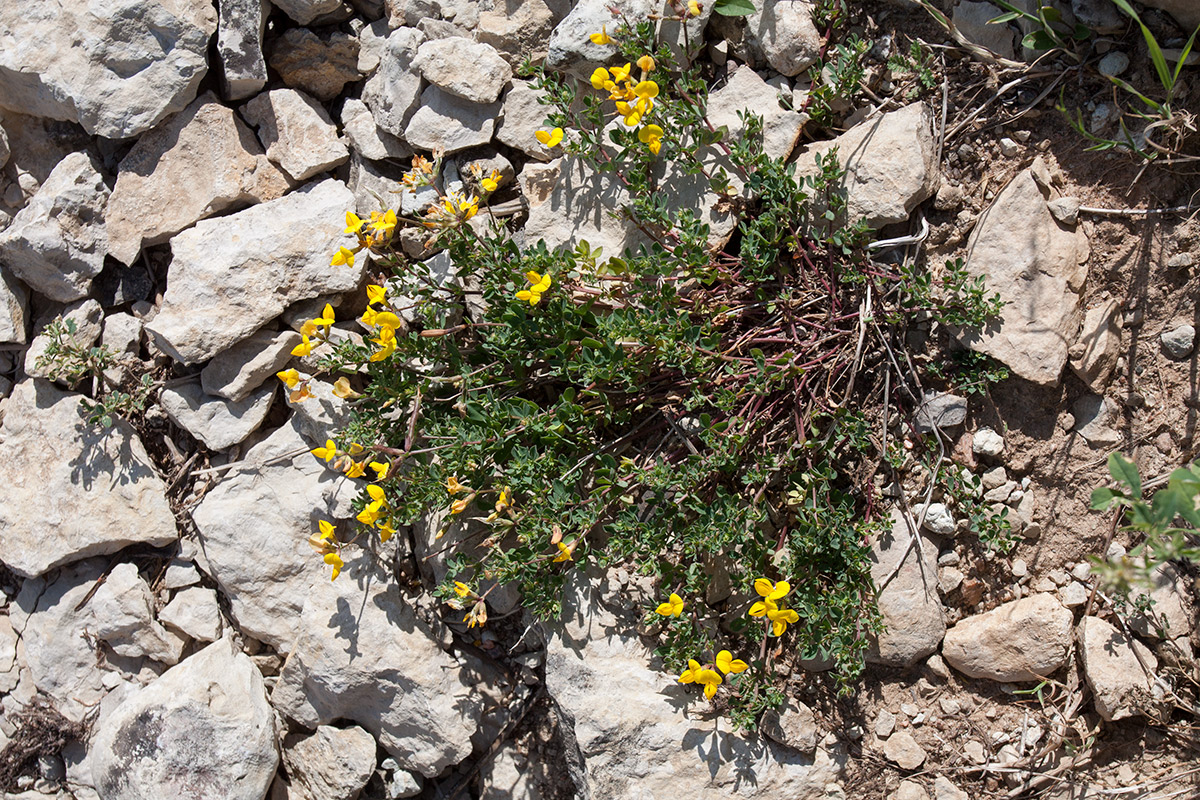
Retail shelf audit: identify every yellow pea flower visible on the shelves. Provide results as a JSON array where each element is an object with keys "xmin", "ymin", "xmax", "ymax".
[
  {"xmin": 454, "ymin": 581, "xmax": 472, "ymax": 598},
  {"xmin": 590, "ymin": 67, "xmax": 611, "ymax": 89},
  {"xmin": 639, "ymin": 124, "xmax": 664, "ymax": 155},
  {"xmin": 688, "ymin": 0, "xmax": 701, "ymax": 16},
  {"xmin": 360, "ymin": 307, "xmax": 378, "ymax": 327},
  {"xmin": 376, "ymin": 519, "xmax": 396, "ymax": 542},
  {"xmin": 655, "ymin": 593, "xmax": 685, "ymax": 617},
  {"xmin": 637, "ymin": 55, "xmax": 655, "ymax": 73},
  {"xmin": 374, "ymin": 311, "xmax": 402, "ymax": 332},
  {"xmin": 447, "ymin": 476, "xmax": 466, "ymax": 495},
  {"xmin": 289, "ymin": 383, "xmax": 313, "ymax": 402},
  {"xmin": 332, "ymin": 377, "xmax": 361, "ymax": 399},
  {"xmin": 370, "ymin": 208, "xmax": 397, "ymax": 235},
  {"xmin": 332, "ymin": 246, "xmax": 356, "ymax": 267},
  {"xmin": 314, "ymin": 303, "xmax": 336, "ymax": 329},
  {"xmin": 679, "ymin": 659, "xmax": 702, "ymax": 684},
  {"xmin": 622, "ymin": 110, "xmax": 642, "ymax": 127},
  {"xmin": 317, "ymin": 519, "xmax": 336, "ymax": 540},
  {"xmin": 366, "ymin": 284, "xmax": 387, "ymax": 305},
  {"xmin": 369, "ymin": 461, "xmax": 389, "ymax": 480},
  {"xmin": 369, "ymin": 326, "xmax": 396, "ymax": 362},
  {"xmin": 343, "ymin": 460, "xmax": 366, "ymax": 478},
  {"xmin": 366, "ymin": 484, "xmax": 386, "ymax": 505},
  {"xmin": 312, "ymin": 439, "xmax": 337, "ymax": 462},
  {"xmin": 754, "ymin": 578, "xmax": 792, "ymax": 601},
  {"xmin": 450, "ymin": 498, "xmax": 470, "ymax": 514},
  {"xmin": 356, "ymin": 504, "xmax": 383, "ymax": 526},
  {"xmin": 480, "ymin": 169, "xmax": 501, "ymax": 194},
  {"xmin": 308, "ymin": 520, "xmax": 338, "ymax": 555},
  {"xmin": 535, "ymin": 127, "xmax": 564, "ymax": 148},
  {"xmin": 516, "ymin": 271, "xmax": 553, "ymax": 305},
  {"xmin": 494, "ymin": 488, "xmax": 510, "ymax": 514},
  {"xmin": 633, "ymin": 80, "xmax": 659, "ymax": 100},
  {"xmin": 276, "ymin": 368, "xmax": 300, "ymax": 388},
  {"xmin": 611, "ymin": 62, "xmax": 632, "ymax": 83},
  {"xmin": 291, "ymin": 336, "xmax": 313, "ymax": 357},
  {"xmin": 323, "ymin": 551, "xmax": 344, "ymax": 580},
  {"xmin": 679, "ymin": 662, "xmax": 723, "ymax": 699},
  {"xmin": 347, "ymin": 442, "xmax": 364, "ymax": 456},
  {"xmin": 345, "ymin": 212, "xmax": 366, "ymax": 234},
  {"xmin": 465, "ymin": 600, "xmax": 487, "ymax": 628},
  {"xmin": 552, "ymin": 541, "xmax": 576, "ymax": 562},
  {"xmin": 715, "ymin": 650, "xmax": 749, "ymax": 675},
  {"xmin": 589, "ymin": 26, "xmax": 612, "ymax": 45},
  {"xmin": 767, "ymin": 605, "xmax": 800, "ymax": 637}
]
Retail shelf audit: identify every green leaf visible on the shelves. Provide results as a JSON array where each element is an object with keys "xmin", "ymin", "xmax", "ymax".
[
  {"xmin": 1107, "ymin": 452, "xmax": 1142, "ymax": 498},
  {"xmin": 988, "ymin": 11, "xmax": 1022, "ymax": 23},
  {"xmin": 580, "ymin": 337, "xmax": 605, "ymax": 349},
  {"xmin": 1022, "ymin": 30, "xmax": 1057, "ymax": 51},
  {"xmin": 714, "ymin": 0, "xmax": 755, "ymax": 17},
  {"xmin": 1090, "ymin": 487, "xmax": 1119, "ymax": 510}
]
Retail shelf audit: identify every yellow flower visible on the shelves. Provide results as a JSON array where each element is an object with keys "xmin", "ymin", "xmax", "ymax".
[
  {"xmin": 376, "ymin": 519, "xmax": 396, "ymax": 542},
  {"xmin": 715, "ymin": 650, "xmax": 749, "ymax": 675},
  {"xmin": 637, "ymin": 55, "xmax": 655, "ymax": 73},
  {"xmin": 332, "ymin": 377, "xmax": 361, "ymax": 399},
  {"xmin": 622, "ymin": 109, "xmax": 642, "ymax": 127},
  {"xmin": 451, "ymin": 498, "xmax": 470, "ymax": 515},
  {"xmin": 767, "ymin": 605, "xmax": 799, "ymax": 637},
  {"xmin": 552, "ymin": 541, "xmax": 575, "ymax": 562},
  {"xmin": 332, "ymin": 246, "xmax": 355, "ymax": 267},
  {"xmin": 366, "ymin": 484, "xmax": 386, "ymax": 505},
  {"xmin": 447, "ymin": 476, "xmax": 466, "ymax": 495},
  {"xmin": 454, "ymin": 581, "xmax": 472, "ymax": 598},
  {"xmin": 494, "ymin": 488, "xmax": 510, "ymax": 514},
  {"xmin": 515, "ymin": 270, "xmax": 552, "ymax": 305},
  {"xmin": 344, "ymin": 212, "xmax": 365, "ymax": 234},
  {"xmin": 357, "ymin": 504, "xmax": 383, "ymax": 526},
  {"xmin": 535, "ymin": 127, "xmax": 564, "ymax": 148},
  {"xmin": 465, "ymin": 599, "xmax": 487, "ymax": 628},
  {"xmin": 374, "ymin": 311, "xmax": 402, "ymax": 332},
  {"xmin": 366, "ymin": 284, "xmax": 387, "ymax": 305},
  {"xmin": 324, "ymin": 551, "xmax": 344, "ymax": 580},
  {"xmin": 308, "ymin": 520, "xmax": 338, "ymax": 555},
  {"xmin": 655, "ymin": 593, "xmax": 685, "ymax": 617},
  {"xmin": 300, "ymin": 319, "xmax": 320, "ymax": 338},
  {"xmin": 589, "ymin": 26, "xmax": 612, "ymax": 45},
  {"xmin": 312, "ymin": 439, "xmax": 337, "ymax": 462},
  {"xmin": 370, "ymin": 208, "xmax": 397, "ymax": 234},
  {"xmin": 317, "ymin": 519, "xmax": 336, "ymax": 540},
  {"xmin": 369, "ymin": 326, "xmax": 396, "ymax": 362},
  {"xmin": 276, "ymin": 368, "xmax": 300, "ymax": 388},
  {"xmin": 688, "ymin": 0, "xmax": 701, "ymax": 16},
  {"xmin": 610, "ymin": 62, "xmax": 632, "ymax": 83},
  {"xmin": 480, "ymin": 169, "xmax": 501, "ymax": 194},
  {"xmin": 590, "ymin": 67, "xmax": 611, "ymax": 89},
  {"xmin": 289, "ymin": 383, "xmax": 313, "ymax": 403},
  {"xmin": 754, "ymin": 578, "xmax": 791, "ymax": 601},
  {"xmin": 291, "ymin": 336, "xmax": 313, "ymax": 357},
  {"xmin": 679, "ymin": 659, "xmax": 702, "ymax": 684},
  {"xmin": 369, "ymin": 461, "xmax": 389, "ymax": 480},
  {"xmin": 347, "ymin": 442, "xmax": 364, "ymax": 456},
  {"xmin": 314, "ymin": 303, "xmax": 336, "ymax": 329},
  {"xmin": 360, "ymin": 307, "xmax": 378, "ymax": 327},
  {"xmin": 750, "ymin": 578, "xmax": 798, "ymax": 636},
  {"xmin": 343, "ymin": 460, "xmax": 366, "ymax": 478},
  {"xmin": 678, "ymin": 660, "xmax": 723, "ymax": 699},
  {"xmin": 639, "ymin": 124, "xmax": 664, "ymax": 155},
  {"xmin": 633, "ymin": 80, "xmax": 659, "ymax": 100}
]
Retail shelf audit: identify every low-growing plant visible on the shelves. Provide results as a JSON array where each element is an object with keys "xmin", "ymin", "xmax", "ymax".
[
  {"xmin": 988, "ymin": 0, "xmax": 1092, "ymax": 59},
  {"xmin": 35, "ymin": 317, "xmax": 154, "ymax": 428},
  {"xmin": 287, "ymin": 6, "xmax": 1005, "ymax": 722}
]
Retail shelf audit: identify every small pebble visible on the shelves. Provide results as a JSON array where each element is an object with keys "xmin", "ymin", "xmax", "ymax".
[
  {"xmin": 1011, "ymin": 559, "xmax": 1028, "ymax": 578},
  {"xmin": 1098, "ymin": 51, "xmax": 1130, "ymax": 77},
  {"xmin": 1161, "ymin": 324, "xmax": 1196, "ymax": 360},
  {"xmin": 998, "ymin": 137, "xmax": 1019, "ymax": 157}
]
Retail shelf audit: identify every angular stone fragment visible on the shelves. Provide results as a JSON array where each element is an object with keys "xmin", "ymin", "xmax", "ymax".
[
  {"xmin": 272, "ymin": 0, "xmax": 344, "ymax": 24},
  {"xmin": 0, "ymin": 380, "xmax": 177, "ymax": 578},
  {"xmin": 218, "ymin": 0, "xmax": 270, "ymax": 100},
  {"xmin": 745, "ymin": 0, "xmax": 822, "ymax": 76},
  {"xmin": 1078, "ymin": 615, "xmax": 1168, "ymax": 721},
  {"xmin": 495, "ymin": 81, "xmax": 557, "ymax": 160},
  {"xmin": 0, "ymin": 151, "xmax": 108, "ymax": 302},
  {"xmin": 145, "ymin": 179, "xmax": 362, "ymax": 365},
  {"xmin": 201, "ymin": 328, "xmax": 302, "ymax": 402},
  {"xmin": 159, "ymin": 586, "xmax": 223, "ymax": 643},
  {"xmin": 405, "ymin": 86, "xmax": 500, "ymax": 154},
  {"xmin": 91, "ymin": 637, "xmax": 278, "ymax": 800},
  {"xmin": 242, "ymin": 89, "xmax": 349, "ymax": 182},
  {"xmin": 957, "ymin": 168, "xmax": 1089, "ymax": 386},
  {"xmin": 283, "ymin": 725, "xmax": 378, "ymax": 800},
  {"xmin": 1070, "ymin": 300, "xmax": 1121, "ymax": 390},
  {"xmin": 268, "ymin": 27, "xmax": 362, "ymax": 102},
  {"xmin": 106, "ymin": 92, "xmax": 290, "ymax": 266},
  {"xmin": 414, "ymin": 37, "xmax": 512, "ymax": 103},
  {"xmin": 0, "ymin": 266, "xmax": 28, "ymax": 344},
  {"xmin": 87, "ymin": 562, "xmax": 185, "ymax": 665},
  {"xmin": 160, "ymin": 380, "xmax": 275, "ymax": 451},
  {"xmin": 361, "ymin": 27, "xmax": 427, "ymax": 138},
  {"xmin": 0, "ymin": 0, "xmax": 216, "ymax": 138},
  {"xmin": 707, "ymin": 66, "xmax": 809, "ymax": 162},
  {"xmin": 868, "ymin": 511, "xmax": 945, "ymax": 666},
  {"xmin": 883, "ymin": 730, "xmax": 926, "ymax": 770},
  {"xmin": 943, "ymin": 594, "xmax": 1073, "ymax": 682},
  {"xmin": 341, "ymin": 98, "xmax": 411, "ymax": 161},
  {"xmin": 477, "ymin": 0, "xmax": 561, "ymax": 66}
]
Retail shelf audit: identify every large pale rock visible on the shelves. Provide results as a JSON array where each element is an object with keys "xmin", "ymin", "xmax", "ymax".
[
  {"xmin": 404, "ymin": 86, "xmax": 500, "ymax": 154},
  {"xmin": 1077, "ymin": 616, "xmax": 1168, "ymax": 721},
  {"xmin": 477, "ymin": 0, "xmax": 561, "ymax": 66},
  {"xmin": 1140, "ymin": 0, "xmax": 1200, "ymax": 32},
  {"xmin": 796, "ymin": 103, "xmax": 938, "ymax": 229},
  {"xmin": 943, "ymin": 593, "xmax": 1073, "ymax": 682},
  {"xmin": 272, "ymin": 0, "xmax": 344, "ymax": 24},
  {"xmin": 0, "ymin": 266, "xmax": 28, "ymax": 344},
  {"xmin": 414, "ymin": 38, "xmax": 512, "ymax": 103},
  {"xmin": 745, "ymin": 0, "xmax": 822, "ymax": 76},
  {"xmin": 546, "ymin": 569, "xmax": 848, "ymax": 798},
  {"xmin": 0, "ymin": 0, "xmax": 216, "ymax": 139},
  {"xmin": 361, "ymin": 27, "xmax": 427, "ymax": 138},
  {"xmin": 158, "ymin": 586, "xmax": 222, "ymax": 643},
  {"xmin": 218, "ymin": 0, "xmax": 269, "ymax": 100},
  {"xmin": 707, "ymin": 66, "xmax": 808, "ymax": 162},
  {"xmin": 495, "ymin": 81, "xmax": 557, "ymax": 160},
  {"xmin": 88, "ymin": 562, "xmax": 186, "ymax": 665},
  {"xmin": 160, "ymin": 380, "xmax": 275, "ymax": 451},
  {"xmin": 953, "ymin": 1, "xmax": 1017, "ymax": 60},
  {"xmin": 1069, "ymin": 300, "xmax": 1121, "ymax": 390},
  {"xmin": 957, "ymin": 168, "xmax": 1089, "ymax": 385},
  {"xmin": 106, "ymin": 93, "xmax": 290, "ymax": 266},
  {"xmin": 868, "ymin": 510, "xmax": 946, "ymax": 666},
  {"xmin": 146, "ymin": 179, "xmax": 363, "ymax": 365},
  {"xmin": 273, "ymin": 575, "xmax": 506, "ymax": 777},
  {"xmin": 242, "ymin": 89, "xmax": 349, "ymax": 182},
  {"xmin": 0, "ymin": 151, "xmax": 108, "ymax": 302},
  {"xmin": 547, "ymin": 0, "xmax": 706, "ymax": 78},
  {"xmin": 201, "ymin": 328, "xmax": 302, "ymax": 402},
  {"xmin": 190, "ymin": 418, "xmax": 356, "ymax": 651},
  {"xmin": 341, "ymin": 98, "xmax": 411, "ymax": 161},
  {"xmin": 1128, "ymin": 562, "xmax": 1195, "ymax": 642},
  {"xmin": 520, "ymin": 156, "xmax": 648, "ymax": 260},
  {"xmin": 268, "ymin": 28, "xmax": 362, "ymax": 102},
  {"xmin": 283, "ymin": 725, "xmax": 378, "ymax": 800},
  {"xmin": 0, "ymin": 380, "xmax": 176, "ymax": 578},
  {"xmin": 91, "ymin": 637, "xmax": 278, "ymax": 800}
]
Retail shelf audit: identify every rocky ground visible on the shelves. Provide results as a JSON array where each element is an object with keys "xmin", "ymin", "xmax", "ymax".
[{"xmin": 0, "ymin": 0, "xmax": 1197, "ymax": 799}]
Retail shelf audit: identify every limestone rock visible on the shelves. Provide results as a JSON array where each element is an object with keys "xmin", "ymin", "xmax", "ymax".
[
  {"xmin": 868, "ymin": 511, "xmax": 945, "ymax": 666},
  {"xmin": 883, "ymin": 730, "xmax": 926, "ymax": 770},
  {"xmin": 0, "ymin": 266, "xmax": 28, "ymax": 344},
  {"xmin": 1160, "ymin": 323, "xmax": 1195, "ymax": 360},
  {"xmin": 479, "ymin": 740, "xmax": 543, "ymax": 800},
  {"xmin": 0, "ymin": 380, "xmax": 176, "ymax": 578},
  {"xmin": 477, "ymin": 0, "xmax": 561, "ymax": 67},
  {"xmin": 972, "ymin": 427, "xmax": 1005, "ymax": 458},
  {"xmin": 341, "ymin": 98, "xmax": 411, "ymax": 161},
  {"xmin": 1072, "ymin": 394, "xmax": 1121, "ymax": 449},
  {"xmin": 545, "ymin": 569, "xmax": 848, "ymax": 799},
  {"xmin": 760, "ymin": 700, "xmax": 819, "ymax": 753},
  {"xmin": 893, "ymin": 780, "xmax": 930, "ymax": 800},
  {"xmin": 1140, "ymin": 0, "xmax": 1200, "ymax": 32},
  {"xmin": 24, "ymin": 298, "xmax": 103, "ymax": 381},
  {"xmin": 0, "ymin": 615, "xmax": 19, "ymax": 695},
  {"xmin": 273, "ymin": 575, "xmax": 505, "ymax": 777},
  {"xmin": 87, "ymin": 563, "xmax": 185, "ymax": 665},
  {"xmin": 0, "ymin": 0, "xmax": 216, "ymax": 138},
  {"xmin": 0, "ymin": 151, "xmax": 108, "ymax": 302},
  {"xmin": 105, "ymin": 92, "xmax": 290, "ymax": 266},
  {"xmin": 282, "ymin": 725, "xmax": 378, "ymax": 800},
  {"xmin": 159, "ymin": 586, "xmax": 222, "ymax": 643},
  {"xmin": 101, "ymin": 312, "xmax": 143, "ymax": 356},
  {"xmin": 361, "ymin": 27, "xmax": 427, "ymax": 138},
  {"xmin": 953, "ymin": 1, "xmax": 1017, "ymax": 59},
  {"xmin": 201, "ymin": 328, "xmax": 302, "ymax": 402},
  {"xmin": 943, "ymin": 593, "xmax": 1073, "ymax": 682},
  {"xmin": 1070, "ymin": 300, "xmax": 1121, "ymax": 390},
  {"xmin": 272, "ymin": 0, "xmax": 344, "ymax": 24},
  {"xmin": 145, "ymin": 179, "xmax": 363, "ymax": 365},
  {"xmin": 914, "ymin": 392, "xmax": 968, "ymax": 433},
  {"xmin": 1078, "ymin": 616, "xmax": 1167, "ymax": 721},
  {"xmin": 268, "ymin": 27, "xmax": 362, "ymax": 102},
  {"xmin": 1128, "ymin": 562, "xmax": 1195, "ymax": 642},
  {"xmin": 414, "ymin": 37, "xmax": 512, "ymax": 103},
  {"xmin": 190, "ymin": 418, "xmax": 356, "ymax": 651},
  {"xmin": 933, "ymin": 776, "xmax": 969, "ymax": 800},
  {"xmin": 547, "ymin": 0, "xmax": 705, "ymax": 78},
  {"xmin": 284, "ymin": 371, "xmax": 353, "ymax": 447},
  {"xmin": 242, "ymin": 89, "xmax": 349, "ymax": 182},
  {"xmin": 919, "ymin": 503, "xmax": 956, "ymax": 536},
  {"xmin": 957, "ymin": 168, "xmax": 1089, "ymax": 386},
  {"xmin": 218, "ymin": 0, "xmax": 270, "ymax": 100},
  {"xmin": 745, "ymin": 0, "xmax": 822, "ymax": 76},
  {"xmin": 91, "ymin": 637, "xmax": 278, "ymax": 800},
  {"xmin": 495, "ymin": 81, "xmax": 557, "ymax": 160},
  {"xmin": 404, "ymin": 86, "xmax": 500, "ymax": 154},
  {"xmin": 707, "ymin": 66, "xmax": 809, "ymax": 162},
  {"xmin": 796, "ymin": 103, "xmax": 938, "ymax": 229},
  {"xmin": 160, "ymin": 380, "xmax": 275, "ymax": 451}
]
